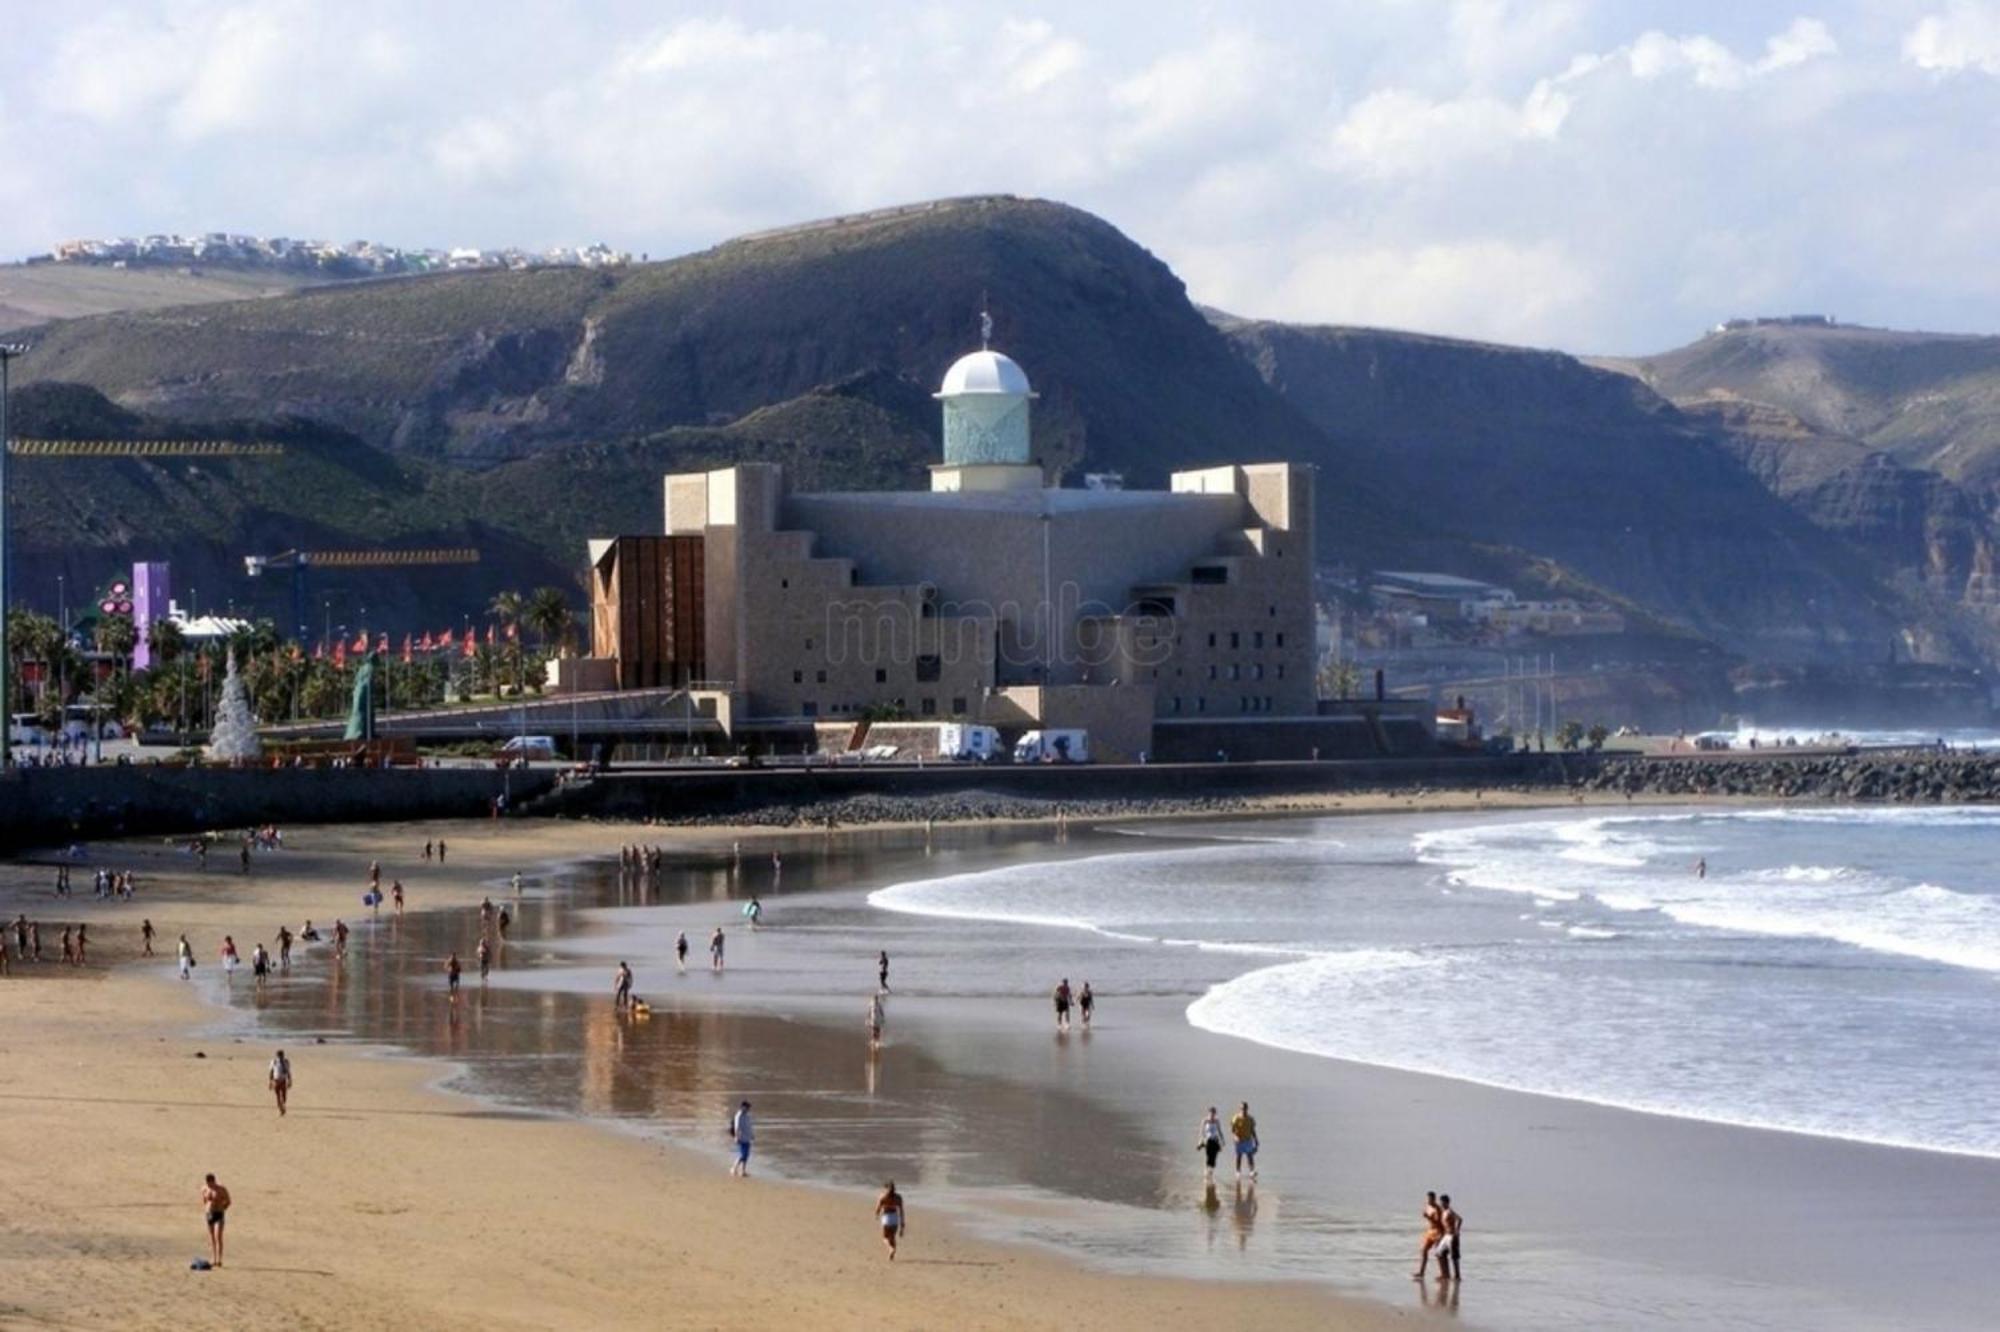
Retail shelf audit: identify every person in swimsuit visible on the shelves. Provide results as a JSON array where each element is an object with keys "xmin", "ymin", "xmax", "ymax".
[
  {"xmin": 437, "ymin": 839, "xmax": 447, "ymax": 864},
  {"xmin": 877, "ymin": 950, "xmax": 890, "ymax": 993},
  {"xmin": 424, "ymin": 840, "xmax": 433, "ymax": 862},
  {"xmin": 446, "ymin": 952, "xmax": 462, "ymax": 995},
  {"xmin": 1414, "ymin": 1191, "xmax": 1444, "ymax": 1279},
  {"xmin": 141, "ymin": 919, "xmax": 155, "ymax": 956},
  {"xmin": 675, "ymin": 932, "xmax": 689, "ymax": 971},
  {"xmin": 1439, "ymin": 1195, "xmax": 1463, "ymax": 1280},
  {"xmin": 392, "ymin": 881, "xmax": 405, "ymax": 915},
  {"xmin": 710, "ymin": 927, "xmax": 725, "ymax": 971},
  {"xmin": 497, "ymin": 907, "xmax": 510, "ymax": 940},
  {"xmin": 1079, "ymin": 982, "xmax": 1095, "ymax": 1028},
  {"xmin": 251, "ymin": 944, "xmax": 269, "ymax": 986},
  {"xmin": 201, "ymin": 1174, "xmax": 230, "ymax": 1268},
  {"xmin": 333, "ymin": 919, "xmax": 349, "ymax": 959},
  {"xmin": 74, "ymin": 925, "xmax": 87, "ymax": 966},
  {"xmin": 1053, "ymin": 978, "xmax": 1072, "ymax": 1032},
  {"xmin": 614, "ymin": 961, "xmax": 634, "ymax": 1010},
  {"xmin": 1198, "ymin": 1107, "xmax": 1226, "ymax": 1182},
  {"xmin": 866, "ymin": 994, "xmax": 885, "ymax": 1049},
  {"xmin": 875, "ymin": 1181, "xmax": 906, "ymax": 1259},
  {"xmin": 268, "ymin": 1049, "xmax": 292, "ymax": 1116},
  {"xmin": 277, "ymin": 926, "xmax": 292, "ymax": 970},
  {"xmin": 477, "ymin": 937, "xmax": 492, "ymax": 980},
  {"xmin": 220, "ymin": 936, "xmax": 239, "ymax": 980},
  {"xmin": 178, "ymin": 934, "xmax": 195, "ymax": 980},
  {"xmin": 1230, "ymin": 1102, "xmax": 1259, "ymax": 1180}
]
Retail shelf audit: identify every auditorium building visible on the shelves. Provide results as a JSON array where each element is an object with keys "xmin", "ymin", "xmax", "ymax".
[{"xmin": 570, "ymin": 336, "xmax": 1346, "ymax": 761}]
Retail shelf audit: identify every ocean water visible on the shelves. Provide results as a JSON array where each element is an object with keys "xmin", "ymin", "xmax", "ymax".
[{"xmin": 872, "ymin": 806, "xmax": 2000, "ymax": 1159}]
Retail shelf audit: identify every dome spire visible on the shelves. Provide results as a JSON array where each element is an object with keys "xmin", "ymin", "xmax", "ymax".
[{"xmin": 980, "ymin": 301, "xmax": 993, "ymax": 351}]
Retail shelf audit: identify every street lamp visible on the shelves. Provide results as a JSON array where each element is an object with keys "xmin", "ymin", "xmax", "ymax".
[{"xmin": 0, "ymin": 342, "xmax": 30, "ymax": 770}]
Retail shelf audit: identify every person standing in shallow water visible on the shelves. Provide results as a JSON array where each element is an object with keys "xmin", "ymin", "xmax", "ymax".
[
  {"xmin": 1198, "ymin": 1107, "xmax": 1226, "ymax": 1182},
  {"xmin": 710, "ymin": 927, "xmax": 725, "ymax": 971},
  {"xmin": 1078, "ymin": 981, "xmax": 1095, "ymax": 1028},
  {"xmin": 675, "ymin": 931, "xmax": 689, "ymax": 972},
  {"xmin": 729, "ymin": 1100, "xmax": 754, "ymax": 1177},
  {"xmin": 1053, "ymin": 978, "xmax": 1072, "ymax": 1032},
  {"xmin": 446, "ymin": 952, "xmax": 461, "ymax": 996}
]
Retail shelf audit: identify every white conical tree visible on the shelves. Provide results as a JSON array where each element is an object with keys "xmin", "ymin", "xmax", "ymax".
[{"xmin": 206, "ymin": 650, "xmax": 262, "ymax": 763}]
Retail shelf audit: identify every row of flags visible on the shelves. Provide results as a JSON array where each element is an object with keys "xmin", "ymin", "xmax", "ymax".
[{"xmin": 297, "ymin": 623, "xmax": 520, "ymax": 668}]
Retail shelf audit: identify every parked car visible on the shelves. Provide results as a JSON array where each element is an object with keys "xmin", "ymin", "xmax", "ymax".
[{"xmin": 500, "ymin": 735, "xmax": 559, "ymax": 760}]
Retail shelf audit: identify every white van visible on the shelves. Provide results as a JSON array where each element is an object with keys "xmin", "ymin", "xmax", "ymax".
[
  {"xmin": 1012, "ymin": 729, "xmax": 1089, "ymax": 764},
  {"xmin": 500, "ymin": 735, "xmax": 559, "ymax": 760},
  {"xmin": 8, "ymin": 714, "xmax": 47, "ymax": 747},
  {"xmin": 937, "ymin": 723, "xmax": 1001, "ymax": 761}
]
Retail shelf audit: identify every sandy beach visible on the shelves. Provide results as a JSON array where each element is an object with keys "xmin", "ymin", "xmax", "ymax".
[{"xmin": 0, "ymin": 813, "xmax": 1412, "ymax": 1332}]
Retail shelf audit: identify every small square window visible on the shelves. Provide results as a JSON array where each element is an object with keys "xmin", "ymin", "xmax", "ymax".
[
  {"xmin": 1276, "ymin": 633, "xmax": 1285, "ymax": 648},
  {"xmin": 816, "ymin": 669, "xmax": 827, "ymax": 684},
  {"xmin": 952, "ymin": 696, "xmax": 967, "ymax": 714},
  {"xmin": 920, "ymin": 697, "xmax": 937, "ymax": 716},
  {"xmin": 802, "ymin": 701, "xmax": 818, "ymax": 717},
  {"xmin": 1207, "ymin": 632, "xmax": 1216, "ymax": 648},
  {"xmin": 1207, "ymin": 665, "xmax": 1218, "ymax": 681},
  {"xmin": 1253, "ymin": 631, "xmax": 1264, "ymax": 648},
  {"xmin": 875, "ymin": 668, "xmax": 887, "ymax": 684},
  {"xmin": 792, "ymin": 670, "xmax": 803, "ymax": 684},
  {"xmin": 1230, "ymin": 632, "xmax": 1240, "ymax": 649}
]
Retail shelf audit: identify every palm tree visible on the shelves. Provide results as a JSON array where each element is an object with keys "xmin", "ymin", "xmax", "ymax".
[
  {"xmin": 6, "ymin": 610, "xmax": 61, "ymax": 712},
  {"xmin": 488, "ymin": 590, "xmax": 526, "ymax": 695},
  {"xmin": 95, "ymin": 613, "xmax": 137, "ymax": 678},
  {"xmin": 525, "ymin": 587, "xmax": 574, "ymax": 656},
  {"xmin": 147, "ymin": 617, "xmax": 185, "ymax": 666}
]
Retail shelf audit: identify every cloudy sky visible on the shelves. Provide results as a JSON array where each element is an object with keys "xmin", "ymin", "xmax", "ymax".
[{"xmin": 2, "ymin": 0, "xmax": 1995, "ymax": 352}]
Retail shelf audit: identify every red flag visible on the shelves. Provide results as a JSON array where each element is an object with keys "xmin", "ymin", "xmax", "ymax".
[
  {"xmin": 334, "ymin": 640, "xmax": 347, "ymax": 668},
  {"xmin": 375, "ymin": 633, "xmax": 389, "ymax": 655},
  {"xmin": 485, "ymin": 624, "xmax": 497, "ymax": 647},
  {"xmin": 438, "ymin": 628, "xmax": 454, "ymax": 649},
  {"xmin": 419, "ymin": 632, "xmax": 435, "ymax": 653},
  {"xmin": 401, "ymin": 634, "xmax": 413, "ymax": 664},
  {"xmin": 352, "ymin": 629, "xmax": 368, "ymax": 654},
  {"xmin": 461, "ymin": 633, "xmax": 476, "ymax": 660}
]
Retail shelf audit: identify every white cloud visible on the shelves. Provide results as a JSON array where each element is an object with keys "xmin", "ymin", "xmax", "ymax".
[
  {"xmin": 1904, "ymin": 1, "xmax": 2000, "ymax": 75},
  {"xmin": 3, "ymin": 3, "xmax": 1996, "ymax": 352}
]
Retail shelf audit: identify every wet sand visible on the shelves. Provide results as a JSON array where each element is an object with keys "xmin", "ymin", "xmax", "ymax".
[{"xmin": 0, "ymin": 818, "xmax": 1399, "ymax": 1331}]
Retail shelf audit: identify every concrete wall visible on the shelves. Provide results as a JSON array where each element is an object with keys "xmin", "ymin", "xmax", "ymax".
[{"xmin": 0, "ymin": 766, "xmax": 554, "ymax": 851}]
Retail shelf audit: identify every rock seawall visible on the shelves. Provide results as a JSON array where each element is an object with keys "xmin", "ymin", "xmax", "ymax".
[{"xmin": 1582, "ymin": 754, "xmax": 2000, "ymax": 803}]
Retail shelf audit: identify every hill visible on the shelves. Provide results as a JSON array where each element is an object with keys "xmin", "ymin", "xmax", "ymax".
[
  {"xmin": 0, "ymin": 196, "xmax": 1979, "ymax": 672},
  {"xmin": 1597, "ymin": 322, "xmax": 2000, "ymax": 499},
  {"xmin": 0, "ymin": 261, "xmax": 338, "ymax": 335}
]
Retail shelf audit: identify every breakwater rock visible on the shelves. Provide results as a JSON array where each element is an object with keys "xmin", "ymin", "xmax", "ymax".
[{"xmin": 1582, "ymin": 754, "xmax": 2000, "ymax": 803}]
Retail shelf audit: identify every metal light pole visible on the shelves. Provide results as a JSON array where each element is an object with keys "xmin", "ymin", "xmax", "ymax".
[{"xmin": 0, "ymin": 342, "xmax": 29, "ymax": 770}]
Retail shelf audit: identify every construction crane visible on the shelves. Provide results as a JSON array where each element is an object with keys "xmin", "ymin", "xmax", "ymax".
[
  {"xmin": 0, "ymin": 332, "xmax": 287, "ymax": 765},
  {"xmin": 245, "ymin": 548, "xmax": 482, "ymax": 645},
  {"xmin": 6, "ymin": 439, "xmax": 286, "ymax": 457}
]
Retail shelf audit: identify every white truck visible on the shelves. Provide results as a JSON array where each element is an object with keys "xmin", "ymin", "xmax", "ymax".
[
  {"xmin": 937, "ymin": 723, "xmax": 1001, "ymax": 761},
  {"xmin": 1012, "ymin": 729, "xmax": 1089, "ymax": 764}
]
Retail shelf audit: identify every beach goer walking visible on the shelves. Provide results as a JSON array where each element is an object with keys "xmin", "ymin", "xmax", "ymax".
[
  {"xmin": 867, "ymin": 993, "xmax": 885, "ymax": 1049},
  {"xmin": 477, "ymin": 937, "xmax": 492, "ymax": 981},
  {"xmin": 875, "ymin": 1181, "xmax": 906, "ymax": 1259},
  {"xmin": 446, "ymin": 952, "xmax": 462, "ymax": 996},
  {"xmin": 392, "ymin": 881, "xmax": 404, "ymax": 915},
  {"xmin": 1695, "ymin": 857, "xmax": 1708, "ymax": 879},
  {"xmin": 251, "ymin": 944, "xmax": 269, "ymax": 986},
  {"xmin": 1053, "ymin": 978, "xmax": 1073, "ymax": 1032},
  {"xmin": 438, "ymin": 839, "xmax": 448, "ymax": 864},
  {"xmin": 178, "ymin": 934, "xmax": 195, "ymax": 980},
  {"xmin": 675, "ymin": 931, "xmax": 689, "ymax": 972},
  {"xmin": 424, "ymin": 840, "xmax": 434, "ymax": 862},
  {"xmin": 497, "ymin": 907, "xmax": 510, "ymax": 939},
  {"xmin": 1413, "ymin": 1191, "xmax": 1444, "ymax": 1279},
  {"xmin": 877, "ymin": 950, "xmax": 890, "ymax": 993},
  {"xmin": 221, "ymin": 936, "xmax": 240, "ymax": 981},
  {"xmin": 614, "ymin": 961, "xmax": 634, "ymax": 1010},
  {"xmin": 1230, "ymin": 1102, "xmax": 1259, "ymax": 1180},
  {"xmin": 240, "ymin": 841, "xmax": 251, "ymax": 875},
  {"xmin": 710, "ymin": 927, "xmax": 726, "ymax": 972},
  {"xmin": 268, "ymin": 1049, "xmax": 292, "ymax": 1117},
  {"xmin": 276, "ymin": 926, "xmax": 293, "ymax": 970},
  {"xmin": 141, "ymin": 919, "xmax": 155, "ymax": 956},
  {"xmin": 512, "ymin": 872, "xmax": 523, "ymax": 899},
  {"xmin": 369, "ymin": 860, "xmax": 381, "ymax": 890},
  {"xmin": 1079, "ymin": 982, "xmax": 1095, "ymax": 1028},
  {"xmin": 1198, "ymin": 1107, "xmax": 1226, "ymax": 1182},
  {"xmin": 747, "ymin": 897, "xmax": 763, "ymax": 929},
  {"xmin": 334, "ymin": 919, "xmax": 349, "ymax": 959},
  {"xmin": 60, "ymin": 927, "xmax": 74, "ymax": 967},
  {"xmin": 74, "ymin": 925, "xmax": 88, "ymax": 966},
  {"xmin": 480, "ymin": 898, "xmax": 494, "ymax": 935},
  {"xmin": 730, "ymin": 1100, "xmax": 754, "ymax": 1177},
  {"xmin": 1439, "ymin": 1195, "xmax": 1464, "ymax": 1280},
  {"xmin": 200, "ymin": 1174, "xmax": 231, "ymax": 1268}
]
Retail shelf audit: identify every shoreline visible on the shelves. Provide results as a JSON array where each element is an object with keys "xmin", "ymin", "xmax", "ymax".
[{"xmin": 0, "ymin": 816, "xmax": 1402, "ymax": 1331}]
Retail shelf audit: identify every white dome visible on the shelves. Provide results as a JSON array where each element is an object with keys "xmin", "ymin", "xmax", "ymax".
[{"xmin": 937, "ymin": 349, "xmax": 1033, "ymax": 398}]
